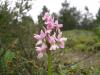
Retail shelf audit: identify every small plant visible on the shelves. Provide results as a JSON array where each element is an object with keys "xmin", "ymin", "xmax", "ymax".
[{"xmin": 34, "ymin": 12, "xmax": 67, "ymax": 75}]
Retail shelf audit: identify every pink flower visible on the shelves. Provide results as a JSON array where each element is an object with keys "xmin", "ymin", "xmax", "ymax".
[
  {"xmin": 57, "ymin": 31, "xmax": 67, "ymax": 48},
  {"xmin": 45, "ymin": 21, "xmax": 55, "ymax": 30},
  {"xmin": 36, "ymin": 43, "xmax": 47, "ymax": 53},
  {"xmin": 42, "ymin": 12, "xmax": 50, "ymax": 20},
  {"xmin": 47, "ymin": 34, "xmax": 59, "ymax": 50},
  {"xmin": 36, "ymin": 43, "xmax": 47, "ymax": 58},
  {"xmin": 48, "ymin": 35, "xmax": 56, "ymax": 45},
  {"xmin": 43, "ymin": 12, "xmax": 53, "ymax": 22},
  {"xmin": 54, "ymin": 20, "xmax": 63, "ymax": 29},
  {"xmin": 50, "ymin": 44, "xmax": 59, "ymax": 50},
  {"xmin": 34, "ymin": 34, "xmax": 41, "ymax": 40},
  {"xmin": 34, "ymin": 30, "xmax": 46, "ymax": 40},
  {"xmin": 34, "ymin": 12, "xmax": 67, "ymax": 58},
  {"xmin": 43, "ymin": 12, "xmax": 55, "ymax": 30}
]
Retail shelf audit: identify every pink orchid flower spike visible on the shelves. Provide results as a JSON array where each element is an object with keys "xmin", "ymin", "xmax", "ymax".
[{"xmin": 34, "ymin": 12, "xmax": 67, "ymax": 58}]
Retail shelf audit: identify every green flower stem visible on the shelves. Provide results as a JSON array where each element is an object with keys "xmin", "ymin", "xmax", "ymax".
[{"xmin": 48, "ymin": 51, "xmax": 52, "ymax": 75}]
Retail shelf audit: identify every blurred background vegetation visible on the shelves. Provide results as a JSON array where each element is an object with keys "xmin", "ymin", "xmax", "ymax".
[{"xmin": 0, "ymin": 0, "xmax": 100, "ymax": 75}]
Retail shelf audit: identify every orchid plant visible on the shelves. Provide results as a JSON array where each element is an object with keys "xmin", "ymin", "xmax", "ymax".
[{"xmin": 34, "ymin": 12, "xmax": 67, "ymax": 75}]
